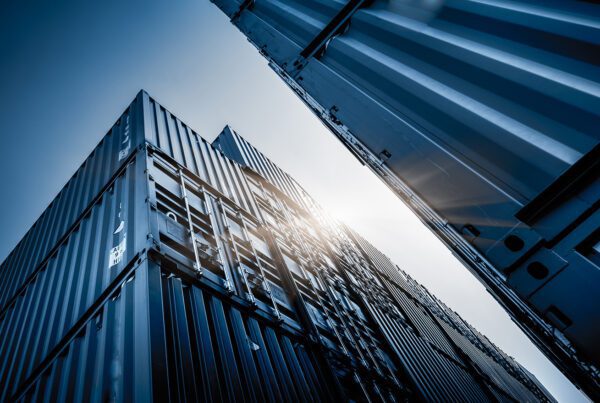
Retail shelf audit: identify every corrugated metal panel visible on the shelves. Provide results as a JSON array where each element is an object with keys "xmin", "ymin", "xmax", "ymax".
[
  {"xmin": 213, "ymin": 125, "xmax": 315, "ymax": 212},
  {"xmin": 0, "ymin": 91, "xmax": 553, "ymax": 402},
  {"xmin": 11, "ymin": 258, "xmax": 152, "ymax": 403},
  {"xmin": 157, "ymin": 261, "xmax": 339, "ymax": 402},
  {"xmin": 385, "ymin": 278, "xmax": 462, "ymax": 361},
  {"xmin": 145, "ymin": 144, "xmax": 406, "ymax": 400},
  {"xmin": 0, "ymin": 158, "xmax": 148, "ymax": 401},
  {"xmin": 366, "ymin": 299, "xmax": 490, "ymax": 402},
  {"xmin": 0, "ymin": 92, "xmax": 144, "ymax": 308},
  {"xmin": 346, "ymin": 225, "xmax": 414, "ymax": 289},
  {"xmin": 439, "ymin": 319, "xmax": 539, "ymax": 402},
  {"xmin": 142, "ymin": 94, "xmax": 258, "ymax": 216},
  {"xmin": 348, "ymin": 228, "xmax": 550, "ymax": 401},
  {"xmin": 212, "ymin": 0, "xmax": 600, "ymax": 396}
]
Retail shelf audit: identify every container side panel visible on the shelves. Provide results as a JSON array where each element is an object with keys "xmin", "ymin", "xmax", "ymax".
[
  {"xmin": 0, "ymin": 92, "xmax": 145, "ymax": 306},
  {"xmin": 9, "ymin": 259, "xmax": 153, "ymax": 403},
  {"xmin": 0, "ymin": 159, "xmax": 147, "ymax": 400}
]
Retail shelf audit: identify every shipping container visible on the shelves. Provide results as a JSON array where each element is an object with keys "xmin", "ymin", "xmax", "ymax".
[
  {"xmin": 0, "ymin": 91, "xmax": 553, "ymax": 401},
  {"xmin": 211, "ymin": 0, "xmax": 600, "ymax": 397}
]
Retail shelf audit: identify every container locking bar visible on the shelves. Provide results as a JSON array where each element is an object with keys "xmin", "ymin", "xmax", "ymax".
[
  {"xmin": 178, "ymin": 169, "xmax": 203, "ymax": 276},
  {"xmin": 201, "ymin": 187, "xmax": 235, "ymax": 294}
]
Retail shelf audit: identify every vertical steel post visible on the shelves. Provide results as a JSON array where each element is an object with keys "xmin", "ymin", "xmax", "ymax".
[{"xmin": 178, "ymin": 169, "xmax": 202, "ymax": 276}]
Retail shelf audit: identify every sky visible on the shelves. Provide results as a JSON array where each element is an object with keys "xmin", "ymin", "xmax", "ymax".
[{"xmin": 0, "ymin": 1, "xmax": 588, "ymax": 402}]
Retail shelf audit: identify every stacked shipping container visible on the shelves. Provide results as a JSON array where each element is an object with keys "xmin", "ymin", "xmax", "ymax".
[
  {"xmin": 0, "ymin": 91, "xmax": 552, "ymax": 401},
  {"xmin": 210, "ymin": 0, "xmax": 600, "ymax": 398}
]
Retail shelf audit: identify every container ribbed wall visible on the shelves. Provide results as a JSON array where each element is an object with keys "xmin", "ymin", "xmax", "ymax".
[
  {"xmin": 0, "ymin": 91, "xmax": 553, "ymax": 402},
  {"xmin": 142, "ymin": 94, "xmax": 259, "ymax": 217},
  {"xmin": 352, "ymin": 229, "xmax": 549, "ymax": 399},
  {"xmin": 156, "ymin": 262, "xmax": 338, "ymax": 402},
  {"xmin": 211, "ymin": 1, "xmax": 600, "ymax": 396},
  {"xmin": 0, "ymin": 93, "xmax": 144, "ymax": 309},
  {"xmin": 8, "ymin": 258, "xmax": 341, "ymax": 403},
  {"xmin": 213, "ymin": 125, "xmax": 314, "ymax": 211},
  {"xmin": 347, "ymin": 230, "xmax": 543, "ymax": 402},
  {"xmin": 0, "ymin": 158, "xmax": 148, "ymax": 401},
  {"xmin": 10, "ymin": 257, "xmax": 151, "ymax": 403}
]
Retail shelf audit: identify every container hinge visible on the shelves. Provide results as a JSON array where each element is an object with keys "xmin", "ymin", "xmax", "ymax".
[{"xmin": 288, "ymin": 0, "xmax": 370, "ymax": 76}]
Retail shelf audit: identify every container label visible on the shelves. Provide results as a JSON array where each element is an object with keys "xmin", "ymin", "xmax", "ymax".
[
  {"xmin": 108, "ymin": 237, "xmax": 127, "ymax": 268},
  {"xmin": 109, "ymin": 201, "xmax": 127, "ymax": 269},
  {"xmin": 118, "ymin": 146, "xmax": 130, "ymax": 161}
]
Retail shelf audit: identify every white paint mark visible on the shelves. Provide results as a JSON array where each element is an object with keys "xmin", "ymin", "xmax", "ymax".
[
  {"xmin": 118, "ymin": 144, "xmax": 130, "ymax": 161},
  {"xmin": 108, "ymin": 237, "xmax": 127, "ymax": 268},
  {"xmin": 113, "ymin": 220, "xmax": 125, "ymax": 234},
  {"xmin": 247, "ymin": 338, "xmax": 260, "ymax": 351}
]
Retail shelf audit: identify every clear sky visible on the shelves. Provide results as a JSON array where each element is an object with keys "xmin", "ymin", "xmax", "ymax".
[{"xmin": 0, "ymin": 1, "xmax": 588, "ymax": 402}]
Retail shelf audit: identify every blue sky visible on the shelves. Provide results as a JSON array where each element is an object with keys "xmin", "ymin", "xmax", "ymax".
[{"xmin": 0, "ymin": 1, "xmax": 588, "ymax": 401}]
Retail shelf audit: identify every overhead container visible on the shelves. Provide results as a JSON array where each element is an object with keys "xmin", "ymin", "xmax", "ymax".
[
  {"xmin": 0, "ymin": 90, "xmax": 553, "ymax": 402},
  {"xmin": 211, "ymin": 0, "xmax": 600, "ymax": 397}
]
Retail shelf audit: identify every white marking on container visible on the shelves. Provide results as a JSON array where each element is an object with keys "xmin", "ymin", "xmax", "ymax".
[{"xmin": 108, "ymin": 236, "xmax": 127, "ymax": 268}]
